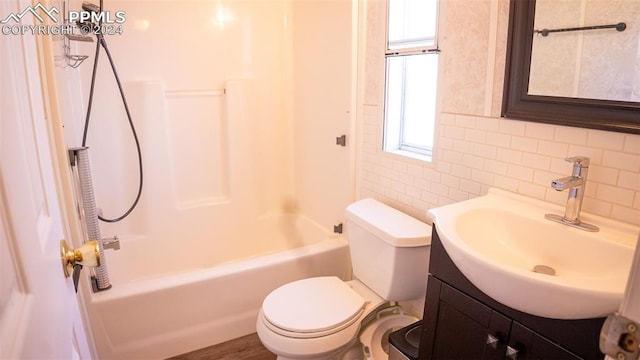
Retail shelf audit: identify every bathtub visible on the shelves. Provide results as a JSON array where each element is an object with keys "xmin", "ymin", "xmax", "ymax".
[{"xmin": 85, "ymin": 214, "xmax": 351, "ymax": 359}]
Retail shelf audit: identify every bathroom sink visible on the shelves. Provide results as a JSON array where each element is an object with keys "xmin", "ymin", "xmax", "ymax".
[{"xmin": 427, "ymin": 188, "xmax": 638, "ymax": 320}]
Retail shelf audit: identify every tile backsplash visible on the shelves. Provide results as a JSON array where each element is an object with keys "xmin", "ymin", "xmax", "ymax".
[{"xmin": 355, "ymin": 0, "xmax": 639, "ymax": 226}]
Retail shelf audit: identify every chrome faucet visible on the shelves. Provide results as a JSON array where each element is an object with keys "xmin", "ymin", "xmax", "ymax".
[{"xmin": 545, "ymin": 156, "xmax": 599, "ymax": 232}]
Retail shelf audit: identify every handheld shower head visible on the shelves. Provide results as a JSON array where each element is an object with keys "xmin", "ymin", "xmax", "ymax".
[
  {"xmin": 76, "ymin": 2, "xmax": 101, "ymax": 35},
  {"xmin": 81, "ymin": 2, "xmax": 100, "ymax": 14}
]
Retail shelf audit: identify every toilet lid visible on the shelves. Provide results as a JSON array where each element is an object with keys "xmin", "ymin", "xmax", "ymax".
[{"xmin": 262, "ymin": 276, "xmax": 365, "ymax": 334}]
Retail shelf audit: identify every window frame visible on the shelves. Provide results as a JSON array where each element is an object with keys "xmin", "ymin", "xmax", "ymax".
[{"xmin": 382, "ymin": 0, "xmax": 440, "ymax": 161}]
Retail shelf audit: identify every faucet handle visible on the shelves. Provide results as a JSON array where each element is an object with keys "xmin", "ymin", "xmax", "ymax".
[{"xmin": 565, "ymin": 156, "xmax": 590, "ymax": 167}]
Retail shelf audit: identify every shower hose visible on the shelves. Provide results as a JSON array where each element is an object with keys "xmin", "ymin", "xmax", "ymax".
[
  {"xmin": 81, "ymin": 0, "xmax": 143, "ymax": 223},
  {"xmin": 77, "ymin": 0, "xmax": 143, "ymax": 291}
]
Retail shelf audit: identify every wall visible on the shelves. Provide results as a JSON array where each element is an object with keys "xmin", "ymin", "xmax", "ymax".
[
  {"xmin": 291, "ymin": 0, "xmax": 355, "ymax": 231},
  {"xmin": 356, "ymin": 0, "xmax": 639, "ymax": 226},
  {"xmin": 74, "ymin": 0, "xmax": 292, "ymax": 224}
]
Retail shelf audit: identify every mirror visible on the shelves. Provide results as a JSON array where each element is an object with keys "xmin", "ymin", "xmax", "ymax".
[
  {"xmin": 529, "ymin": 0, "xmax": 638, "ymax": 102},
  {"xmin": 502, "ymin": 0, "xmax": 640, "ymax": 134}
]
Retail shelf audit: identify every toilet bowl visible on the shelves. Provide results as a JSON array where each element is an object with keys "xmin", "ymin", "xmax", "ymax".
[
  {"xmin": 257, "ymin": 277, "xmax": 385, "ymax": 359},
  {"xmin": 257, "ymin": 199, "xmax": 432, "ymax": 360}
]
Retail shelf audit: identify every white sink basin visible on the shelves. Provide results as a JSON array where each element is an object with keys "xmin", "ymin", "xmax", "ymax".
[{"xmin": 428, "ymin": 188, "xmax": 638, "ymax": 320}]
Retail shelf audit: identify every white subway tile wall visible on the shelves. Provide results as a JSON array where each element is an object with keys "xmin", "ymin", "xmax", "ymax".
[{"xmin": 359, "ymin": 108, "xmax": 640, "ymax": 225}]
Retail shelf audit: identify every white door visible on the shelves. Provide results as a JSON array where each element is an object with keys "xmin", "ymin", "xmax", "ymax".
[{"xmin": 0, "ymin": 0, "xmax": 91, "ymax": 358}]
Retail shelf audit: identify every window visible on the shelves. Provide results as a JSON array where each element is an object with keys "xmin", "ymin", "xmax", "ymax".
[{"xmin": 383, "ymin": 0, "xmax": 439, "ymax": 161}]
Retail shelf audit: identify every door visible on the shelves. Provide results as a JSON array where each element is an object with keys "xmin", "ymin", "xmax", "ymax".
[
  {"xmin": 0, "ymin": 0, "xmax": 91, "ymax": 358},
  {"xmin": 420, "ymin": 276, "xmax": 512, "ymax": 360},
  {"xmin": 507, "ymin": 322, "xmax": 582, "ymax": 360}
]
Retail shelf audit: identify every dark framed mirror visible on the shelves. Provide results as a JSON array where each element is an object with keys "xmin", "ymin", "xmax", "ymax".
[{"xmin": 502, "ymin": 0, "xmax": 640, "ymax": 134}]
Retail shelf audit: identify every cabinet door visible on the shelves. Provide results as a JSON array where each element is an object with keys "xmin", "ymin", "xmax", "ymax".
[
  {"xmin": 421, "ymin": 277, "xmax": 511, "ymax": 360},
  {"xmin": 507, "ymin": 322, "xmax": 582, "ymax": 360}
]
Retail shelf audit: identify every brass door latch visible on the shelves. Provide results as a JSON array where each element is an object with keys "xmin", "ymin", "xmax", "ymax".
[{"xmin": 60, "ymin": 239, "xmax": 101, "ymax": 278}]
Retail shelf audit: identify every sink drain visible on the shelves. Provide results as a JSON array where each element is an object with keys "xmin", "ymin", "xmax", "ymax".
[{"xmin": 532, "ymin": 265, "xmax": 556, "ymax": 276}]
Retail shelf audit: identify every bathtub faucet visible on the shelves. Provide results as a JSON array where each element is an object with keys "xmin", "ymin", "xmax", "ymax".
[
  {"xmin": 544, "ymin": 156, "xmax": 599, "ymax": 232},
  {"xmin": 102, "ymin": 235, "xmax": 120, "ymax": 250}
]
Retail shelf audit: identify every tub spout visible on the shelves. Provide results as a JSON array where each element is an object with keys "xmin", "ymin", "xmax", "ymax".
[{"xmin": 102, "ymin": 236, "xmax": 120, "ymax": 251}]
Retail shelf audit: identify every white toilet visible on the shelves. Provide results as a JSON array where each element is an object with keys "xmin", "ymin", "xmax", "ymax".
[{"xmin": 256, "ymin": 198, "xmax": 432, "ymax": 360}]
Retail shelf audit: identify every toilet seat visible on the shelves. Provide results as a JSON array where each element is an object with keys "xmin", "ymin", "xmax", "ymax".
[{"xmin": 262, "ymin": 276, "xmax": 366, "ymax": 338}]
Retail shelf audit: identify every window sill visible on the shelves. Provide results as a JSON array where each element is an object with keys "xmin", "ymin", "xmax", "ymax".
[{"xmin": 384, "ymin": 149, "xmax": 432, "ymax": 163}]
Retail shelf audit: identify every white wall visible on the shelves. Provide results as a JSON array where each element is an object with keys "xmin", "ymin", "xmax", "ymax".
[
  {"xmin": 74, "ymin": 0, "xmax": 292, "ymax": 222},
  {"xmin": 291, "ymin": 0, "xmax": 354, "ymax": 230}
]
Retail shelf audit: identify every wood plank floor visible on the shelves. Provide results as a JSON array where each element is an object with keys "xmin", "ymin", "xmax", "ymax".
[{"xmin": 167, "ymin": 333, "xmax": 276, "ymax": 360}]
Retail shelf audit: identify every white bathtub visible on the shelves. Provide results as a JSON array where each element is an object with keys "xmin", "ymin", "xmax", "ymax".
[{"xmin": 85, "ymin": 215, "xmax": 351, "ymax": 359}]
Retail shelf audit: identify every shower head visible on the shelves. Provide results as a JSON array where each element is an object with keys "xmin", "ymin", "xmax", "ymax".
[
  {"xmin": 76, "ymin": 2, "xmax": 101, "ymax": 34},
  {"xmin": 82, "ymin": 2, "xmax": 100, "ymax": 14}
]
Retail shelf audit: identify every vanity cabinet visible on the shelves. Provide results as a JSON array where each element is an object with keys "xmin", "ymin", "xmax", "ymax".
[
  {"xmin": 423, "ymin": 276, "xmax": 582, "ymax": 360},
  {"xmin": 419, "ymin": 227, "xmax": 606, "ymax": 360}
]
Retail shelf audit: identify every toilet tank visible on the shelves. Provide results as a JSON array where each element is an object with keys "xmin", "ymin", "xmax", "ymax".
[{"xmin": 345, "ymin": 199, "xmax": 432, "ymax": 301}]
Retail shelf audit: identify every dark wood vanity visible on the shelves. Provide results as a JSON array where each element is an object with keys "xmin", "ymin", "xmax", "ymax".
[{"xmin": 418, "ymin": 227, "xmax": 607, "ymax": 360}]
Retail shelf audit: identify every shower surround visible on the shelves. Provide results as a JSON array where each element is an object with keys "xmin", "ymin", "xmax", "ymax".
[{"xmin": 63, "ymin": 1, "xmax": 356, "ymax": 358}]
